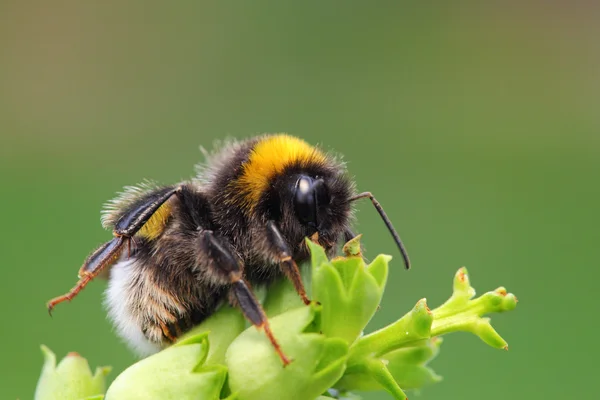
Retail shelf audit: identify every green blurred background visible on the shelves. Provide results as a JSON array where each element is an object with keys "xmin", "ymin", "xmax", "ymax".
[{"xmin": 1, "ymin": 2, "xmax": 597, "ymax": 399}]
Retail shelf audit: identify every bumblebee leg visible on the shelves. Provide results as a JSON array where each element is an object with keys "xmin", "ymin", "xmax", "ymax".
[
  {"xmin": 159, "ymin": 320, "xmax": 178, "ymax": 343},
  {"xmin": 202, "ymin": 231, "xmax": 292, "ymax": 366},
  {"xmin": 232, "ymin": 279, "xmax": 291, "ymax": 366},
  {"xmin": 47, "ymin": 237, "xmax": 126, "ymax": 314},
  {"xmin": 266, "ymin": 221, "xmax": 311, "ymax": 306},
  {"xmin": 48, "ymin": 188, "xmax": 181, "ymax": 314},
  {"xmin": 344, "ymin": 228, "xmax": 357, "ymax": 243},
  {"xmin": 139, "ymin": 316, "xmax": 180, "ymax": 349}
]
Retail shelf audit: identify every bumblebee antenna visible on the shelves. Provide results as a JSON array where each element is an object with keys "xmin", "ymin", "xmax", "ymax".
[{"xmin": 349, "ymin": 192, "xmax": 411, "ymax": 269}]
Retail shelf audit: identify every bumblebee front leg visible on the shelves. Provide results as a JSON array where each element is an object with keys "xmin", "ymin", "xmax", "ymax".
[
  {"xmin": 266, "ymin": 221, "xmax": 311, "ymax": 306},
  {"xmin": 202, "ymin": 230, "xmax": 292, "ymax": 366},
  {"xmin": 47, "ymin": 187, "xmax": 180, "ymax": 314}
]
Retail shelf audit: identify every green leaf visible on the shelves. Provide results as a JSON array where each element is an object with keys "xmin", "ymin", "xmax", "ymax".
[
  {"xmin": 226, "ymin": 304, "xmax": 348, "ymax": 400},
  {"xmin": 338, "ymin": 339, "xmax": 443, "ymax": 393}
]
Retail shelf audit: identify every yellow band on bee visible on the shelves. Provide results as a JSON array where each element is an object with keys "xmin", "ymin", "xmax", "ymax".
[
  {"xmin": 137, "ymin": 202, "xmax": 172, "ymax": 240},
  {"xmin": 235, "ymin": 134, "xmax": 326, "ymax": 209}
]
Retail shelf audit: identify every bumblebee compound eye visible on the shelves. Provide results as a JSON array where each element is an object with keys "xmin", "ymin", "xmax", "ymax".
[
  {"xmin": 294, "ymin": 176, "xmax": 317, "ymax": 226},
  {"xmin": 293, "ymin": 175, "xmax": 329, "ymax": 227},
  {"xmin": 294, "ymin": 176, "xmax": 315, "ymax": 225}
]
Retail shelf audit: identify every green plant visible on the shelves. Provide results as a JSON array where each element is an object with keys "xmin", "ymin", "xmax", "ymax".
[{"xmin": 35, "ymin": 236, "xmax": 518, "ymax": 400}]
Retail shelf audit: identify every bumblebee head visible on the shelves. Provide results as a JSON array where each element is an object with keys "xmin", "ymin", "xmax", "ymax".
[
  {"xmin": 230, "ymin": 134, "xmax": 409, "ymax": 268},
  {"xmin": 259, "ymin": 166, "xmax": 353, "ymax": 255}
]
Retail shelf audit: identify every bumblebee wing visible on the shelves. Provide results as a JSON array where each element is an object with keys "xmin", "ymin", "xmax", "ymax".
[{"xmin": 94, "ymin": 182, "xmax": 180, "ymax": 280}]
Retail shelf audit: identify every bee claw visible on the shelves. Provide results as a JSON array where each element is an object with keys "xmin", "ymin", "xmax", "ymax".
[{"xmin": 282, "ymin": 357, "xmax": 294, "ymax": 368}]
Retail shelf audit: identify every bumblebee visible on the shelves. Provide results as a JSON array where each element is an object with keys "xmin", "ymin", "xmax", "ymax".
[{"xmin": 47, "ymin": 134, "xmax": 410, "ymax": 365}]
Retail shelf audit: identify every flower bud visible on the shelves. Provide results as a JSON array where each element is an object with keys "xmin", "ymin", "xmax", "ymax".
[
  {"xmin": 309, "ymin": 238, "xmax": 389, "ymax": 345},
  {"xmin": 35, "ymin": 345, "xmax": 110, "ymax": 400},
  {"xmin": 180, "ymin": 305, "xmax": 246, "ymax": 365},
  {"xmin": 431, "ymin": 268, "xmax": 517, "ymax": 349},
  {"xmin": 105, "ymin": 333, "xmax": 227, "ymax": 400}
]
